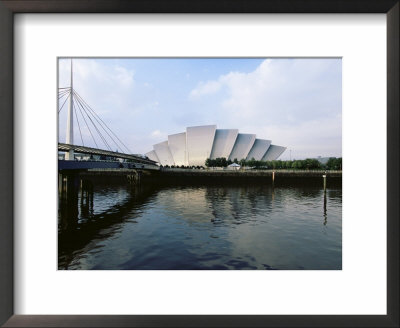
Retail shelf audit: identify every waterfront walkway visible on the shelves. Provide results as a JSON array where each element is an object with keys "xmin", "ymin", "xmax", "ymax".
[{"xmin": 160, "ymin": 168, "xmax": 342, "ymax": 178}]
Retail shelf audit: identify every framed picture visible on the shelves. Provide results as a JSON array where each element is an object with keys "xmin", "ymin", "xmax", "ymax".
[
  {"xmin": 0, "ymin": 0, "xmax": 398, "ymax": 327},
  {"xmin": 57, "ymin": 56, "xmax": 343, "ymax": 272}
]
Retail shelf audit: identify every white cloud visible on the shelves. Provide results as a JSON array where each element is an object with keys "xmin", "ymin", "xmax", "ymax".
[
  {"xmin": 188, "ymin": 58, "xmax": 342, "ymax": 158},
  {"xmin": 151, "ymin": 130, "xmax": 162, "ymax": 137},
  {"xmin": 114, "ymin": 66, "xmax": 134, "ymax": 87},
  {"xmin": 189, "ymin": 80, "xmax": 222, "ymax": 98},
  {"xmin": 59, "ymin": 59, "xmax": 134, "ymax": 89},
  {"xmin": 150, "ymin": 130, "xmax": 167, "ymax": 141},
  {"xmin": 190, "ymin": 59, "xmax": 341, "ymax": 121}
]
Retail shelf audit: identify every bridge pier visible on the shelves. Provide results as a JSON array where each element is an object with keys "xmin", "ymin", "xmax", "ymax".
[
  {"xmin": 80, "ymin": 179, "xmax": 94, "ymax": 217},
  {"xmin": 127, "ymin": 170, "xmax": 142, "ymax": 186},
  {"xmin": 80, "ymin": 179, "xmax": 93, "ymax": 199},
  {"xmin": 59, "ymin": 172, "xmax": 80, "ymax": 231},
  {"xmin": 59, "ymin": 173, "xmax": 97, "ymax": 231},
  {"xmin": 59, "ymin": 172, "xmax": 80, "ymax": 200}
]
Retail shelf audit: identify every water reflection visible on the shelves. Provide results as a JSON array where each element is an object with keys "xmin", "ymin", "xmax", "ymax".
[
  {"xmin": 58, "ymin": 183, "xmax": 342, "ymax": 270},
  {"xmin": 58, "ymin": 184, "xmax": 158, "ymax": 269}
]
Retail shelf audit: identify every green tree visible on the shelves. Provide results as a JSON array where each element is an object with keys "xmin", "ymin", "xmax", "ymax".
[
  {"xmin": 221, "ymin": 157, "xmax": 228, "ymax": 167},
  {"xmin": 326, "ymin": 157, "xmax": 342, "ymax": 170}
]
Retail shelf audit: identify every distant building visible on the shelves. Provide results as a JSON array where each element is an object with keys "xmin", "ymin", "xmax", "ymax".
[{"xmin": 146, "ymin": 125, "xmax": 286, "ymax": 166}]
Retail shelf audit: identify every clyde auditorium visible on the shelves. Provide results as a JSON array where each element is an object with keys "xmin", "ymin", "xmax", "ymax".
[{"xmin": 146, "ymin": 125, "xmax": 286, "ymax": 167}]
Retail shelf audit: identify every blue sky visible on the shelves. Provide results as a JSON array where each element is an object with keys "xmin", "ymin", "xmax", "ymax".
[{"xmin": 58, "ymin": 58, "xmax": 342, "ymax": 160}]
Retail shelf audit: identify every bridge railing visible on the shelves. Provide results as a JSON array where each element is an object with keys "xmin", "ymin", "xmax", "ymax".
[{"xmin": 58, "ymin": 142, "xmax": 157, "ymax": 165}]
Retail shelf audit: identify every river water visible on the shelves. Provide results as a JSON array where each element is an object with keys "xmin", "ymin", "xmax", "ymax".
[{"xmin": 58, "ymin": 183, "xmax": 342, "ymax": 270}]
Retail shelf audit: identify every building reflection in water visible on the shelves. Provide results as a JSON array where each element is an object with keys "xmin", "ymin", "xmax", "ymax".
[{"xmin": 58, "ymin": 182, "xmax": 342, "ymax": 270}]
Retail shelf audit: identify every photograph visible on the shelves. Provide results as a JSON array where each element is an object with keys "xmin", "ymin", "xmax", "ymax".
[{"xmin": 58, "ymin": 57, "xmax": 342, "ymax": 270}]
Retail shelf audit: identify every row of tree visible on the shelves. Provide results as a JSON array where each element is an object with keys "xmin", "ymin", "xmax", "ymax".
[
  {"xmin": 205, "ymin": 157, "xmax": 235, "ymax": 168},
  {"xmin": 204, "ymin": 157, "xmax": 342, "ymax": 170},
  {"xmin": 161, "ymin": 165, "xmax": 204, "ymax": 169}
]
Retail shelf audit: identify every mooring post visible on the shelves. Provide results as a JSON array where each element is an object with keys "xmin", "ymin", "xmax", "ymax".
[
  {"xmin": 322, "ymin": 173, "xmax": 328, "ymax": 224},
  {"xmin": 58, "ymin": 173, "xmax": 63, "ymax": 194},
  {"xmin": 272, "ymin": 171, "xmax": 275, "ymax": 183},
  {"xmin": 323, "ymin": 184, "xmax": 327, "ymax": 225},
  {"xmin": 61, "ymin": 175, "xmax": 68, "ymax": 198}
]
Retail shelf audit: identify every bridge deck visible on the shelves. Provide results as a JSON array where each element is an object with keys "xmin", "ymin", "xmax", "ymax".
[
  {"xmin": 58, "ymin": 160, "xmax": 159, "ymax": 171},
  {"xmin": 58, "ymin": 143, "xmax": 157, "ymax": 165}
]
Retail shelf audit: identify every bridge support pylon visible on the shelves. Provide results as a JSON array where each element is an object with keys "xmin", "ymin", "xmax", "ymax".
[
  {"xmin": 65, "ymin": 59, "xmax": 74, "ymax": 160},
  {"xmin": 65, "ymin": 149, "xmax": 74, "ymax": 160}
]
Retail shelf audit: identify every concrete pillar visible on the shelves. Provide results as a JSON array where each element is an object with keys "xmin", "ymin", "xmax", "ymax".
[
  {"xmin": 65, "ymin": 59, "xmax": 74, "ymax": 160},
  {"xmin": 59, "ymin": 173, "xmax": 79, "ymax": 230}
]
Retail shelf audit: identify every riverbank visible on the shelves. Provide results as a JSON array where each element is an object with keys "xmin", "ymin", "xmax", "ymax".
[
  {"xmin": 74, "ymin": 168, "xmax": 342, "ymax": 187},
  {"xmin": 156, "ymin": 168, "xmax": 341, "ymax": 186},
  {"xmin": 160, "ymin": 168, "xmax": 341, "ymax": 177}
]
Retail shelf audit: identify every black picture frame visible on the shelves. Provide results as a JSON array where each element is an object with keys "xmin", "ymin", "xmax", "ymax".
[{"xmin": 0, "ymin": 1, "xmax": 398, "ymax": 327}]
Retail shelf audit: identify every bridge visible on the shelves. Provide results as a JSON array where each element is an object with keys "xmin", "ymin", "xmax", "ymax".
[
  {"xmin": 58, "ymin": 60, "xmax": 158, "ymax": 171},
  {"xmin": 58, "ymin": 143, "xmax": 157, "ymax": 170}
]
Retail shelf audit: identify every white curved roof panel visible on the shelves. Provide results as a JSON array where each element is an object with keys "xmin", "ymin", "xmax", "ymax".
[
  {"xmin": 153, "ymin": 141, "xmax": 175, "ymax": 166},
  {"xmin": 246, "ymin": 139, "xmax": 272, "ymax": 160},
  {"xmin": 186, "ymin": 125, "xmax": 216, "ymax": 166},
  {"xmin": 262, "ymin": 145, "xmax": 287, "ymax": 161},
  {"xmin": 228, "ymin": 133, "xmax": 256, "ymax": 161},
  {"xmin": 145, "ymin": 150, "xmax": 160, "ymax": 163},
  {"xmin": 210, "ymin": 129, "xmax": 238, "ymax": 159},
  {"xmin": 168, "ymin": 132, "xmax": 187, "ymax": 166}
]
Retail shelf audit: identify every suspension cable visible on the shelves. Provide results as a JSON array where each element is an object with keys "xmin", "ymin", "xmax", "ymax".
[
  {"xmin": 74, "ymin": 95, "xmax": 112, "ymax": 151},
  {"xmin": 73, "ymin": 98, "xmax": 84, "ymax": 146},
  {"xmin": 58, "ymin": 90, "xmax": 70, "ymax": 99},
  {"xmin": 73, "ymin": 90, "xmax": 130, "ymax": 153},
  {"xmin": 73, "ymin": 92, "xmax": 126, "ymax": 153},
  {"xmin": 58, "ymin": 92, "xmax": 71, "ymax": 113},
  {"xmin": 73, "ymin": 96, "xmax": 99, "ymax": 148},
  {"xmin": 73, "ymin": 90, "xmax": 132, "ymax": 154}
]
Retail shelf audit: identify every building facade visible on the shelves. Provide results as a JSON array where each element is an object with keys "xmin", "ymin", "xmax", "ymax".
[{"xmin": 146, "ymin": 125, "xmax": 286, "ymax": 166}]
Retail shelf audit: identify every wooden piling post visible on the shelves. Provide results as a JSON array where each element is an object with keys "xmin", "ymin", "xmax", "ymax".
[
  {"xmin": 61, "ymin": 175, "xmax": 68, "ymax": 198},
  {"xmin": 272, "ymin": 171, "xmax": 275, "ymax": 183},
  {"xmin": 323, "ymin": 174, "xmax": 327, "ymax": 193},
  {"xmin": 58, "ymin": 173, "xmax": 62, "ymax": 194}
]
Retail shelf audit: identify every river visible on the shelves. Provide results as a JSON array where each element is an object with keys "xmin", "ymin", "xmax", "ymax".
[{"xmin": 58, "ymin": 182, "xmax": 341, "ymax": 270}]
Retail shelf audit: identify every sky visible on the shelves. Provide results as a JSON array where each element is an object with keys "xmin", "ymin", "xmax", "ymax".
[{"xmin": 58, "ymin": 58, "xmax": 342, "ymax": 160}]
